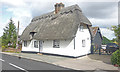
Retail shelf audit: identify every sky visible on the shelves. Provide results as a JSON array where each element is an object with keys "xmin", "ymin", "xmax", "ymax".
[{"xmin": 0, "ymin": 0, "xmax": 119, "ymax": 40}]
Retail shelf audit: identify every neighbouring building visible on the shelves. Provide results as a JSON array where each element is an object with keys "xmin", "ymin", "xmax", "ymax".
[
  {"xmin": 91, "ymin": 27, "xmax": 103, "ymax": 54},
  {"xmin": 20, "ymin": 3, "xmax": 92, "ymax": 57}
]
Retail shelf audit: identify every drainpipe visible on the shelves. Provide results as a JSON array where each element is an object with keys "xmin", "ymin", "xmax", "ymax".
[
  {"xmin": 87, "ymin": 25, "xmax": 93, "ymax": 54},
  {"xmin": 74, "ymin": 37, "xmax": 75, "ymax": 50},
  {"xmin": 91, "ymin": 39, "xmax": 94, "ymax": 54}
]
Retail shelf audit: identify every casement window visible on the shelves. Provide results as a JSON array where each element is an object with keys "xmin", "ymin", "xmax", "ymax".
[
  {"xmin": 24, "ymin": 41, "xmax": 27, "ymax": 47},
  {"xmin": 82, "ymin": 40, "xmax": 86, "ymax": 47},
  {"xmin": 79, "ymin": 25, "xmax": 84, "ymax": 31},
  {"xmin": 34, "ymin": 41, "xmax": 38, "ymax": 48},
  {"xmin": 53, "ymin": 40, "xmax": 60, "ymax": 48}
]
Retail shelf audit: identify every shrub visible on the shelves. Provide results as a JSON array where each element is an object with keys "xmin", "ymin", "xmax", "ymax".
[
  {"xmin": 111, "ymin": 50, "xmax": 120, "ymax": 66},
  {"xmin": 2, "ymin": 46, "xmax": 6, "ymax": 52}
]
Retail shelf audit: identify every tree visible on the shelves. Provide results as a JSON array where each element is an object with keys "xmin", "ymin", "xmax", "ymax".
[
  {"xmin": 2, "ymin": 19, "xmax": 17, "ymax": 48},
  {"xmin": 102, "ymin": 36, "xmax": 112, "ymax": 45},
  {"xmin": 111, "ymin": 38, "xmax": 117, "ymax": 42},
  {"xmin": 0, "ymin": 37, "xmax": 2, "ymax": 46},
  {"xmin": 111, "ymin": 25, "xmax": 120, "ymax": 49}
]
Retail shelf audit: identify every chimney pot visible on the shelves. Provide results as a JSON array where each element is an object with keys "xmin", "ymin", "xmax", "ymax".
[{"xmin": 54, "ymin": 2, "xmax": 64, "ymax": 14}]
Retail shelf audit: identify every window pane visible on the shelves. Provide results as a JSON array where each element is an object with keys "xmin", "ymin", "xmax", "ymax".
[
  {"xmin": 24, "ymin": 41, "xmax": 27, "ymax": 47},
  {"xmin": 79, "ymin": 25, "xmax": 83, "ymax": 31},
  {"xmin": 34, "ymin": 41, "xmax": 38, "ymax": 48},
  {"xmin": 53, "ymin": 40, "xmax": 60, "ymax": 48},
  {"xmin": 82, "ymin": 40, "xmax": 85, "ymax": 47}
]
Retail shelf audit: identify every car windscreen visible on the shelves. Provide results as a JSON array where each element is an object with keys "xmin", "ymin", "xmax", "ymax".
[{"xmin": 107, "ymin": 43, "xmax": 118, "ymax": 47}]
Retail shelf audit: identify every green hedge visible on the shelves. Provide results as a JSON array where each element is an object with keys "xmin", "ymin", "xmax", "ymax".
[{"xmin": 111, "ymin": 50, "xmax": 120, "ymax": 66}]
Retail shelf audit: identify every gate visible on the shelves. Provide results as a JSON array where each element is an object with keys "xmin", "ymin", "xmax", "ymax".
[
  {"xmin": 91, "ymin": 44, "xmax": 112, "ymax": 55},
  {"xmin": 92, "ymin": 44, "xmax": 101, "ymax": 55}
]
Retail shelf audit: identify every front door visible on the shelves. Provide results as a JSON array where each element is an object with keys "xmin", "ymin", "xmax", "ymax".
[{"xmin": 39, "ymin": 41, "xmax": 42, "ymax": 53}]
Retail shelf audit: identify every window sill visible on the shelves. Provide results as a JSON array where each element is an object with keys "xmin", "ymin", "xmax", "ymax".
[
  {"xmin": 53, "ymin": 47, "xmax": 60, "ymax": 48},
  {"xmin": 80, "ymin": 31, "xmax": 84, "ymax": 32}
]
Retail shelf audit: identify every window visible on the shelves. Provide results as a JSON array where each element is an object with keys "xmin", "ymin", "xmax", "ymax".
[
  {"xmin": 87, "ymin": 38, "xmax": 89, "ymax": 40},
  {"xmin": 53, "ymin": 40, "xmax": 60, "ymax": 48},
  {"xmin": 24, "ymin": 41, "xmax": 27, "ymax": 47},
  {"xmin": 82, "ymin": 40, "xmax": 85, "ymax": 47},
  {"xmin": 34, "ymin": 41, "xmax": 38, "ymax": 48},
  {"xmin": 79, "ymin": 25, "xmax": 83, "ymax": 31},
  {"xmin": 29, "ymin": 32, "xmax": 36, "ymax": 39}
]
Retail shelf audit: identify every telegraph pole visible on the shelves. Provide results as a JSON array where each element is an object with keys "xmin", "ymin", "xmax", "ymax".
[
  {"xmin": 118, "ymin": 24, "xmax": 120, "ymax": 50},
  {"xmin": 16, "ymin": 21, "xmax": 19, "ymax": 52}
]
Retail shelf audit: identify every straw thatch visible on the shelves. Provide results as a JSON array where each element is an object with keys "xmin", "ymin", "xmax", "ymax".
[{"xmin": 21, "ymin": 4, "xmax": 92, "ymax": 40}]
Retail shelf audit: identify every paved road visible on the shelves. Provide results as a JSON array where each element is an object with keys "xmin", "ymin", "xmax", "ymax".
[{"xmin": 1, "ymin": 53, "xmax": 71, "ymax": 71}]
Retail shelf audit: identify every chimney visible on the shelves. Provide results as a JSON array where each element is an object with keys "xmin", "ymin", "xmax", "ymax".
[{"xmin": 54, "ymin": 2, "xmax": 64, "ymax": 14}]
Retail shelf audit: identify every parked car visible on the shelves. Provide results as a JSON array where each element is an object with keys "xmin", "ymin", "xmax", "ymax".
[
  {"xmin": 101, "ymin": 45, "xmax": 107, "ymax": 49},
  {"xmin": 106, "ymin": 43, "xmax": 119, "ymax": 54},
  {"xmin": 101, "ymin": 45, "xmax": 107, "ymax": 53}
]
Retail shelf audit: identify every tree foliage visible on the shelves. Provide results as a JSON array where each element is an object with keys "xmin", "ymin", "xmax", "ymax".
[
  {"xmin": 111, "ymin": 25, "xmax": 120, "ymax": 49},
  {"xmin": 111, "ymin": 50, "xmax": 120, "ymax": 66},
  {"xmin": 0, "ymin": 37, "xmax": 2, "ymax": 46},
  {"xmin": 2, "ymin": 19, "xmax": 17, "ymax": 48},
  {"xmin": 111, "ymin": 38, "xmax": 117, "ymax": 42},
  {"xmin": 102, "ymin": 36, "xmax": 112, "ymax": 45}
]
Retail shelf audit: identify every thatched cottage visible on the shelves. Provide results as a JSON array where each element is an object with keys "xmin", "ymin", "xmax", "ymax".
[{"xmin": 20, "ymin": 3, "xmax": 92, "ymax": 57}]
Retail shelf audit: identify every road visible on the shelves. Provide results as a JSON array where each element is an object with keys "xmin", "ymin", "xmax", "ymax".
[{"xmin": 1, "ymin": 53, "xmax": 71, "ymax": 71}]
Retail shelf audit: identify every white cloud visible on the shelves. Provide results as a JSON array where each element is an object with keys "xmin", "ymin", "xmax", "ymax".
[
  {"xmin": 1, "ymin": 0, "xmax": 26, "ymax": 7},
  {"xmin": 0, "ymin": 0, "xmax": 118, "ymax": 40},
  {"xmin": 100, "ymin": 28, "xmax": 116, "ymax": 40},
  {"xmin": 24, "ymin": 0, "xmax": 119, "ymax": 2},
  {"xmin": 90, "ymin": 18, "xmax": 118, "ymax": 28},
  {"xmin": 1, "ymin": 0, "xmax": 32, "ymax": 36}
]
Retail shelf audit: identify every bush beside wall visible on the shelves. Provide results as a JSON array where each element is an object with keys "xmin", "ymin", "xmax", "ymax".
[{"xmin": 111, "ymin": 50, "xmax": 120, "ymax": 66}]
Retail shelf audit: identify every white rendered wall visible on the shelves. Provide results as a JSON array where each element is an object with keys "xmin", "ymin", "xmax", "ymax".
[
  {"xmin": 22, "ymin": 39, "xmax": 76, "ymax": 56},
  {"xmin": 22, "ymin": 25, "xmax": 91, "ymax": 57},
  {"xmin": 41, "ymin": 39, "xmax": 76, "ymax": 56},
  {"xmin": 22, "ymin": 39, "xmax": 39, "ymax": 52},
  {"xmin": 74, "ymin": 24, "xmax": 91, "ymax": 57}
]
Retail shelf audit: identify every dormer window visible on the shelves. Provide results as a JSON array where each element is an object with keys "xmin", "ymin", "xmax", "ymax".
[
  {"xmin": 79, "ymin": 25, "xmax": 84, "ymax": 31},
  {"xmin": 29, "ymin": 32, "xmax": 36, "ymax": 39}
]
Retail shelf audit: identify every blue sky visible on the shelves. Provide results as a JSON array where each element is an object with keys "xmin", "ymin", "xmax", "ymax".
[
  {"xmin": 0, "ymin": 0, "xmax": 119, "ymax": 40},
  {"xmin": 2, "ymin": 6, "xmax": 13, "ymax": 23}
]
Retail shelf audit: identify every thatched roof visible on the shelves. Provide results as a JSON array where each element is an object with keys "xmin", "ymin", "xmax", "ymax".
[{"xmin": 21, "ymin": 4, "xmax": 92, "ymax": 40}]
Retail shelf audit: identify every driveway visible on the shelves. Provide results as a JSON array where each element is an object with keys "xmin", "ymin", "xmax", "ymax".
[
  {"xmin": 88, "ymin": 54, "xmax": 112, "ymax": 64},
  {"xmin": 54, "ymin": 54, "xmax": 118, "ymax": 70}
]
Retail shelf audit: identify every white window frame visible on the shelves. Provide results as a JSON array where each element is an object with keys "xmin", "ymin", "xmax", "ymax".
[
  {"xmin": 34, "ymin": 41, "xmax": 38, "ymax": 48},
  {"xmin": 53, "ymin": 40, "xmax": 60, "ymax": 48},
  {"xmin": 82, "ymin": 40, "xmax": 86, "ymax": 47},
  {"xmin": 79, "ymin": 25, "xmax": 84, "ymax": 31},
  {"xmin": 24, "ymin": 41, "xmax": 27, "ymax": 47}
]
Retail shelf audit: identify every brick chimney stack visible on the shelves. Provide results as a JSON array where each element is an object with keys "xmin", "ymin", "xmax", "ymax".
[{"xmin": 55, "ymin": 2, "xmax": 64, "ymax": 14}]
